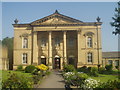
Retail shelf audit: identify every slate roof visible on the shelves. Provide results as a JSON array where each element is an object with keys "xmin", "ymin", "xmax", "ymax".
[{"xmin": 102, "ymin": 52, "xmax": 120, "ymax": 58}]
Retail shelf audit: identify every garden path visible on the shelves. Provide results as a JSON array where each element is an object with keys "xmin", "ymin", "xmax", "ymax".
[{"xmin": 38, "ymin": 70, "xmax": 65, "ymax": 88}]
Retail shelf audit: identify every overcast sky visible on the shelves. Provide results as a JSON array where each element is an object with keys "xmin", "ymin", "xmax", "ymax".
[{"xmin": 1, "ymin": 2, "xmax": 119, "ymax": 52}]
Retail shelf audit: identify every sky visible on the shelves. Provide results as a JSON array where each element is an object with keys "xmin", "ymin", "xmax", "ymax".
[{"xmin": 1, "ymin": 2, "xmax": 119, "ymax": 52}]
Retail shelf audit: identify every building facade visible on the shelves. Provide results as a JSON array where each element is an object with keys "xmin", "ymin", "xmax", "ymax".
[
  {"xmin": 102, "ymin": 52, "xmax": 120, "ymax": 69},
  {"xmin": 13, "ymin": 10, "xmax": 102, "ymax": 69}
]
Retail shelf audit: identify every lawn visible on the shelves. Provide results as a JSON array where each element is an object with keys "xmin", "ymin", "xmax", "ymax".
[
  {"xmin": 90, "ymin": 74, "xmax": 118, "ymax": 82},
  {"xmin": 0, "ymin": 70, "xmax": 33, "ymax": 81}
]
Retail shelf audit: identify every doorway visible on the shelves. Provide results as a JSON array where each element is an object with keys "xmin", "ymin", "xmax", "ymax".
[
  {"xmin": 41, "ymin": 56, "xmax": 46, "ymax": 65},
  {"xmin": 54, "ymin": 57, "xmax": 61, "ymax": 69}
]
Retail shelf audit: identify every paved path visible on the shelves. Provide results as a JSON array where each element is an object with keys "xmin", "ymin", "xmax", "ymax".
[{"xmin": 38, "ymin": 70, "xmax": 65, "ymax": 88}]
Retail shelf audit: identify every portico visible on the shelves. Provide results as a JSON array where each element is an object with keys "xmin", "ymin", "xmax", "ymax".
[{"xmin": 13, "ymin": 10, "xmax": 102, "ymax": 70}]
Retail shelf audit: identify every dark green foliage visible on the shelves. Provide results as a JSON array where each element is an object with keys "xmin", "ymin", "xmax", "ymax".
[
  {"xmin": 99, "ymin": 67, "xmax": 106, "ymax": 74},
  {"xmin": 105, "ymin": 65, "xmax": 113, "ymax": 71},
  {"xmin": 25, "ymin": 65, "xmax": 37, "ymax": 73},
  {"xmin": 97, "ymin": 80, "xmax": 120, "ymax": 89},
  {"xmin": 77, "ymin": 66, "xmax": 88, "ymax": 73},
  {"xmin": 16, "ymin": 65, "xmax": 23, "ymax": 71},
  {"xmin": 90, "ymin": 67, "xmax": 99, "ymax": 77},
  {"xmin": 31, "ymin": 68, "xmax": 39, "ymax": 75},
  {"xmin": 32, "ymin": 74, "xmax": 42, "ymax": 84},
  {"xmin": 110, "ymin": 1, "xmax": 120, "ymax": 35},
  {"xmin": 115, "ymin": 66, "xmax": 119, "ymax": 70},
  {"xmin": 2, "ymin": 73, "xmax": 33, "ymax": 88},
  {"xmin": 2, "ymin": 37, "xmax": 13, "ymax": 70},
  {"xmin": 63, "ymin": 64, "xmax": 76, "ymax": 72}
]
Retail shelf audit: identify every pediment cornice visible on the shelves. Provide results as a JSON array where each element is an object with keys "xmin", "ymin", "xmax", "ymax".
[{"xmin": 30, "ymin": 11, "xmax": 84, "ymax": 25}]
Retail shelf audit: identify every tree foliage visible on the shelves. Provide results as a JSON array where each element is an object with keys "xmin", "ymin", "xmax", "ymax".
[
  {"xmin": 2, "ymin": 37, "xmax": 13, "ymax": 70},
  {"xmin": 111, "ymin": 1, "xmax": 120, "ymax": 35}
]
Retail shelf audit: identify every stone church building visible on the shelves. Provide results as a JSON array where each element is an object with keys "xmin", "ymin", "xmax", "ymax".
[{"xmin": 13, "ymin": 10, "xmax": 102, "ymax": 69}]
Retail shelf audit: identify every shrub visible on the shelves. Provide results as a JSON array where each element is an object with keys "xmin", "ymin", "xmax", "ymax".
[
  {"xmin": 25, "ymin": 65, "xmax": 37, "ymax": 73},
  {"xmin": 77, "ymin": 66, "xmax": 88, "ymax": 73},
  {"xmin": 87, "ymin": 67, "xmax": 92, "ymax": 73},
  {"xmin": 36, "ymin": 64, "xmax": 48, "ymax": 71},
  {"xmin": 105, "ymin": 65, "xmax": 113, "ymax": 71},
  {"xmin": 32, "ymin": 74, "xmax": 42, "ymax": 84},
  {"xmin": 89, "ymin": 67, "xmax": 99, "ymax": 77},
  {"xmin": 83, "ymin": 78, "xmax": 100, "ymax": 89},
  {"xmin": 99, "ymin": 67, "xmax": 106, "ymax": 74},
  {"xmin": 63, "ymin": 64, "xmax": 76, "ymax": 72},
  {"xmin": 16, "ymin": 65, "xmax": 23, "ymax": 71},
  {"xmin": 2, "ymin": 73, "xmax": 33, "ymax": 88},
  {"xmin": 97, "ymin": 80, "xmax": 120, "ymax": 89},
  {"xmin": 63, "ymin": 72, "xmax": 88, "ymax": 86},
  {"xmin": 31, "ymin": 68, "xmax": 39, "ymax": 75}
]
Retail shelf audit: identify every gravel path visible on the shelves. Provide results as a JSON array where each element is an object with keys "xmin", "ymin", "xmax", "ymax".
[{"xmin": 38, "ymin": 70, "xmax": 65, "ymax": 88}]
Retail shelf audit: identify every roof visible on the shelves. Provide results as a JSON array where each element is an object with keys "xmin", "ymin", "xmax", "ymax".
[
  {"xmin": 102, "ymin": 52, "xmax": 120, "ymax": 58},
  {"xmin": 13, "ymin": 10, "xmax": 102, "ymax": 27}
]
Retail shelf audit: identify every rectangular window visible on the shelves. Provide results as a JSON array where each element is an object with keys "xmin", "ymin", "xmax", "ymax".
[
  {"xmin": 55, "ymin": 37, "xmax": 60, "ymax": 46},
  {"xmin": 115, "ymin": 60, "xmax": 119, "ymax": 66},
  {"xmin": 87, "ymin": 37, "xmax": 92, "ymax": 48},
  {"xmin": 23, "ymin": 37, "xmax": 28, "ymax": 48},
  {"xmin": 87, "ymin": 53, "xmax": 93, "ymax": 63},
  {"xmin": 41, "ymin": 38, "xmax": 46, "ymax": 47},
  {"xmin": 108, "ymin": 60, "xmax": 112, "ymax": 65},
  {"xmin": 22, "ymin": 53, "xmax": 27, "ymax": 64},
  {"xmin": 68, "ymin": 38, "xmax": 74, "ymax": 47}
]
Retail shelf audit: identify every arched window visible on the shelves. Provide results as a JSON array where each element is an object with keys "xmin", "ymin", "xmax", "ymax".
[
  {"xmin": 22, "ymin": 53, "xmax": 27, "ymax": 64},
  {"xmin": 41, "ymin": 38, "xmax": 46, "ymax": 47},
  {"xmin": 87, "ymin": 52, "xmax": 93, "ymax": 63},
  {"xmin": 87, "ymin": 37, "xmax": 92, "ymax": 48},
  {"xmin": 23, "ymin": 37, "xmax": 28, "ymax": 48}
]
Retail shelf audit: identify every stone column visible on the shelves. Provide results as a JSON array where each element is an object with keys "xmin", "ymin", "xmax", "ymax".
[
  {"xmin": 48, "ymin": 31, "xmax": 52, "ymax": 69},
  {"xmin": 77, "ymin": 30, "xmax": 81, "ymax": 67},
  {"xmin": 63, "ymin": 31, "xmax": 67, "ymax": 64},
  {"xmin": 33, "ymin": 31, "xmax": 38, "ymax": 65}
]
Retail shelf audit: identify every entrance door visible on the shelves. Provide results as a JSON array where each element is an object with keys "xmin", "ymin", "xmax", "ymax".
[
  {"xmin": 41, "ymin": 58, "xmax": 46, "ymax": 65},
  {"xmin": 54, "ymin": 58, "xmax": 60, "ymax": 69}
]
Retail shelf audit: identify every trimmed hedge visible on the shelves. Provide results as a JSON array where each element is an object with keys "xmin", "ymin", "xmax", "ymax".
[{"xmin": 25, "ymin": 65, "xmax": 37, "ymax": 73}]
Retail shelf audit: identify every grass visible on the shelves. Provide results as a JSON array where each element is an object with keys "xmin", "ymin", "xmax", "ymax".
[
  {"xmin": 90, "ymin": 74, "xmax": 119, "ymax": 83},
  {"xmin": 0, "ymin": 70, "xmax": 33, "ymax": 81}
]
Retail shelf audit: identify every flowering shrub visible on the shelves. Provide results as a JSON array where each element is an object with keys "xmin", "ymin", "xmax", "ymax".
[
  {"xmin": 63, "ymin": 72, "xmax": 88, "ymax": 86},
  {"xmin": 96, "ymin": 80, "xmax": 120, "ymax": 89},
  {"xmin": 36, "ymin": 64, "xmax": 48, "ymax": 71},
  {"xmin": 83, "ymin": 78, "xmax": 100, "ymax": 89}
]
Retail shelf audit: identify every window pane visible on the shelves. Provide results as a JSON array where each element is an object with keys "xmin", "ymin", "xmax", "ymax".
[
  {"xmin": 23, "ymin": 38, "xmax": 28, "ymax": 48},
  {"xmin": 41, "ymin": 38, "xmax": 46, "ymax": 47},
  {"xmin": 55, "ymin": 37, "xmax": 60, "ymax": 46},
  {"xmin": 115, "ymin": 60, "xmax": 119, "ymax": 66},
  {"xmin": 88, "ymin": 53, "xmax": 92, "ymax": 62},
  {"xmin": 68, "ymin": 38, "xmax": 74, "ymax": 46},
  {"xmin": 108, "ymin": 60, "xmax": 112, "ymax": 65},
  {"xmin": 22, "ymin": 53, "xmax": 27, "ymax": 64},
  {"xmin": 87, "ymin": 37, "xmax": 92, "ymax": 48}
]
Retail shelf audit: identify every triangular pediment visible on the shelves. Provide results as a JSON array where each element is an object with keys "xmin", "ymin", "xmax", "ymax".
[{"xmin": 31, "ymin": 10, "xmax": 84, "ymax": 25}]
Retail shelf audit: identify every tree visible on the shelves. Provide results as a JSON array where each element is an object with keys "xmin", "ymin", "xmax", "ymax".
[
  {"xmin": 110, "ymin": 1, "xmax": 120, "ymax": 35},
  {"xmin": 2, "ymin": 37, "xmax": 13, "ymax": 70}
]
